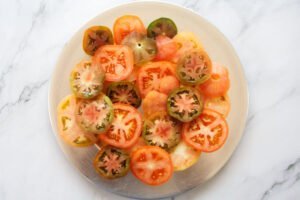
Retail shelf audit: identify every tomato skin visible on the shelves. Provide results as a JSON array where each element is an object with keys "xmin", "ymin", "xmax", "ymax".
[
  {"xmin": 147, "ymin": 18, "xmax": 177, "ymax": 38},
  {"xmin": 159, "ymin": 76, "xmax": 180, "ymax": 95},
  {"xmin": 137, "ymin": 61, "xmax": 177, "ymax": 97},
  {"xmin": 57, "ymin": 95, "xmax": 97, "ymax": 147},
  {"xmin": 204, "ymin": 94, "xmax": 230, "ymax": 118},
  {"xmin": 99, "ymin": 103, "xmax": 142, "ymax": 148},
  {"xmin": 182, "ymin": 109, "xmax": 228, "ymax": 152},
  {"xmin": 113, "ymin": 15, "xmax": 146, "ymax": 44},
  {"xmin": 92, "ymin": 45, "xmax": 134, "ymax": 82},
  {"xmin": 124, "ymin": 137, "xmax": 146, "ymax": 155},
  {"xmin": 155, "ymin": 35, "xmax": 177, "ymax": 61},
  {"xmin": 198, "ymin": 63, "xmax": 230, "ymax": 98},
  {"xmin": 130, "ymin": 146, "xmax": 173, "ymax": 185}
]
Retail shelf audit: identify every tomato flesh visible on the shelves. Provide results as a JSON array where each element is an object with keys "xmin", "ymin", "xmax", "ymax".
[
  {"xmin": 142, "ymin": 91, "xmax": 168, "ymax": 117},
  {"xmin": 93, "ymin": 45, "xmax": 134, "ymax": 82},
  {"xmin": 94, "ymin": 146, "xmax": 130, "ymax": 179},
  {"xmin": 182, "ymin": 109, "xmax": 228, "ymax": 152},
  {"xmin": 147, "ymin": 18, "xmax": 177, "ymax": 38},
  {"xmin": 99, "ymin": 103, "xmax": 142, "ymax": 148},
  {"xmin": 130, "ymin": 146, "xmax": 173, "ymax": 185},
  {"xmin": 57, "ymin": 95, "xmax": 97, "ymax": 147}
]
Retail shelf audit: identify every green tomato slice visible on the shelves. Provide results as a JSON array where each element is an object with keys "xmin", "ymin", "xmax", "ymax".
[
  {"xmin": 75, "ymin": 93, "xmax": 114, "ymax": 134},
  {"xmin": 143, "ymin": 112, "xmax": 181, "ymax": 151},
  {"xmin": 70, "ymin": 61, "xmax": 105, "ymax": 99},
  {"xmin": 93, "ymin": 146, "xmax": 130, "ymax": 179},
  {"xmin": 106, "ymin": 81, "xmax": 141, "ymax": 108},
  {"xmin": 147, "ymin": 18, "xmax": 178, "ymax": 38},
  {"xmin": 121, "ymin": 32, "xmax": 157, "ymax": 64},
  {"xmin": 167, "ymin": 87, "xmax": 203, "ymax": 122}
]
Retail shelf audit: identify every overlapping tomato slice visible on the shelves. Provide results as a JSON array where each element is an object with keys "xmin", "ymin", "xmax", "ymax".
[{"xmin": 99, "ymin": 103, "xmax": 142, "ymax": 148}]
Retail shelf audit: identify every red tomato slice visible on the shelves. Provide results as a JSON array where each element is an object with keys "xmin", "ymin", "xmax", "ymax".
[
  {"xmin": 137, "ymin": 61, "xmax": 177, "ymax": 97},
  {"xmin": 113, "ymin": 15, "xmax": 146, "ymax": 44},
  {"xmin": 93, "ymin": 45, "xmax": 134, "ymax": 82},
  {"xmin": 182, "ymin": 109, "xmax": 228, "ymax": 152},
  {"xmin": 198, "ymin": 62, "xmax": 230, "ymax": 98},
  {"xmin": 155, "ymin": 35, "xmax": 177, "ymax": 61},
  {"xmin": 57, "ymin": 95, "xmax": 97, "ymax": 147},
  {"xmin": 130, "ymin": 146, "xmax": 173, "ymax": 185},
  {"xmin": 99, "ymin": 103, "xmax": 142, "ymax": 148},
  {"xmin": 204, "ymin": 94, "xmax": 230, "ymax": 118}
]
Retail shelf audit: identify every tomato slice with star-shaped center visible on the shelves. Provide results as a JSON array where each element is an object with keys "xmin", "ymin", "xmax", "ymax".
[
  {"xmin": 99, "ymin": 103, "xmax": 142, "ymax": 148},
  {"xmin": 93, "ymin": 146, "xmax": 130, "ymax": 179},
  {"xmin": 130, "ymin": 146, "xmax": 173, "ymax": 185},
  {"xmin": 167, "ymin": 87, "xmax": 204, "ymax": 122},
  {"xmin": 57, "ymin": 95, "xmax": 97, "ymax": 147},
  {"xmin": 182, "ymin": 109, "xmax": 228, "ymax": 152}
]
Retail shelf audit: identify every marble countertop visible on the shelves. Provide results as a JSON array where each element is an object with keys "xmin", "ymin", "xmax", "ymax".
[{"xmin": 0, "ymin": 0, "xmax": 299, "ymax": 199}]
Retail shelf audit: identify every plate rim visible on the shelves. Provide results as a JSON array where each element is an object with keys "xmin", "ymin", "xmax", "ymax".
[{"xmin": 48, "ymin": 1, "xmax": 249, "ymax": 199}]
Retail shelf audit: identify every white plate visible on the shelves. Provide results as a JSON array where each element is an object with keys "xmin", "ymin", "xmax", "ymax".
[{"xmin": 48, "ymin": 1, "xmax": 249, "ymax": 199}]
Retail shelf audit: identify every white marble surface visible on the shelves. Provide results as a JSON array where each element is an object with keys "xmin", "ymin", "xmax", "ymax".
[{"xmin": 0, "ymin": 0, "xmax": 299, "ymax": 199}]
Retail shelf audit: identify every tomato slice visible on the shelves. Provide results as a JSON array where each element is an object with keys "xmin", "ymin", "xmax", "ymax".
[
  {"xmin": 106, "ymin": 81, "xmax": 141, "ymax": 108},
  {"xmin": 167, "ymin": 87, "xmax": 204, "ymax": 122},
  {"xmin": 137, "ymin": 61, "xmax": 177, "ymax": 97},
  {"xmin": 70, "ymin": 60, "xmax": 104, "ymax": 99},
  {"xmin": 113, "ymin": 15, "xmax": 146, "ymax": 44},
  {"xmin": 171, "ymin": 32, "xmax": 203, "ymax": 63},
  {"xmin": 182, "ymin": 109, "xmax": 228, "ymax": 152},
  {"xmin": 75, "ymin": 94, "xmax": 114, "ymax": 134},
  {"xmin": 93, "ymin": 45, "xmax": 134, "ymax": 82},
  {"xmin": 130, "ymin": 146, "xmax": 173, "ymax": 185},
  {"xmin": 147, "ymin": 18, "xmax": 177, "ymax": 38},
  {"xmin": 143, "ymin": 112, "xmax": 181, "ymax": 151},
  {"xmin": 83, "ymin": 26, "xmax": 113, "ymax": 56},
  {"xmin": 142, "ymin": 91, "xmax": 168, "ymax": 117},
  {"xmin": 170, "ymin": 140, "xmax": 201, "ymax": 171},
  {"xmin": 204, "ymin": 94, "xmax": 230, "ymax": 118},
  {"xmin": 198, "ymin": 62, "xmax": 230, "ymax": 98},
  {"xmin": 94, "ymin": 146, "xmax": 130, "ymax": 179},
  {"xmin": 121, "ymin": 32, "xmax": 157, "ymax": 64},
  {"xmin": 155, "ymin": 35, "xmax": 177, "ymax": 61},
  {"xmin": 57, "ymin": 95, "xmax": 97, "ymax": 147},
  {"xmin": 177, "ymin": 50, "xmax": 212, "ymax": 85},
  {"xmin": 99, "ymin": 103, "xmax": 142, "ymax": 148}
]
